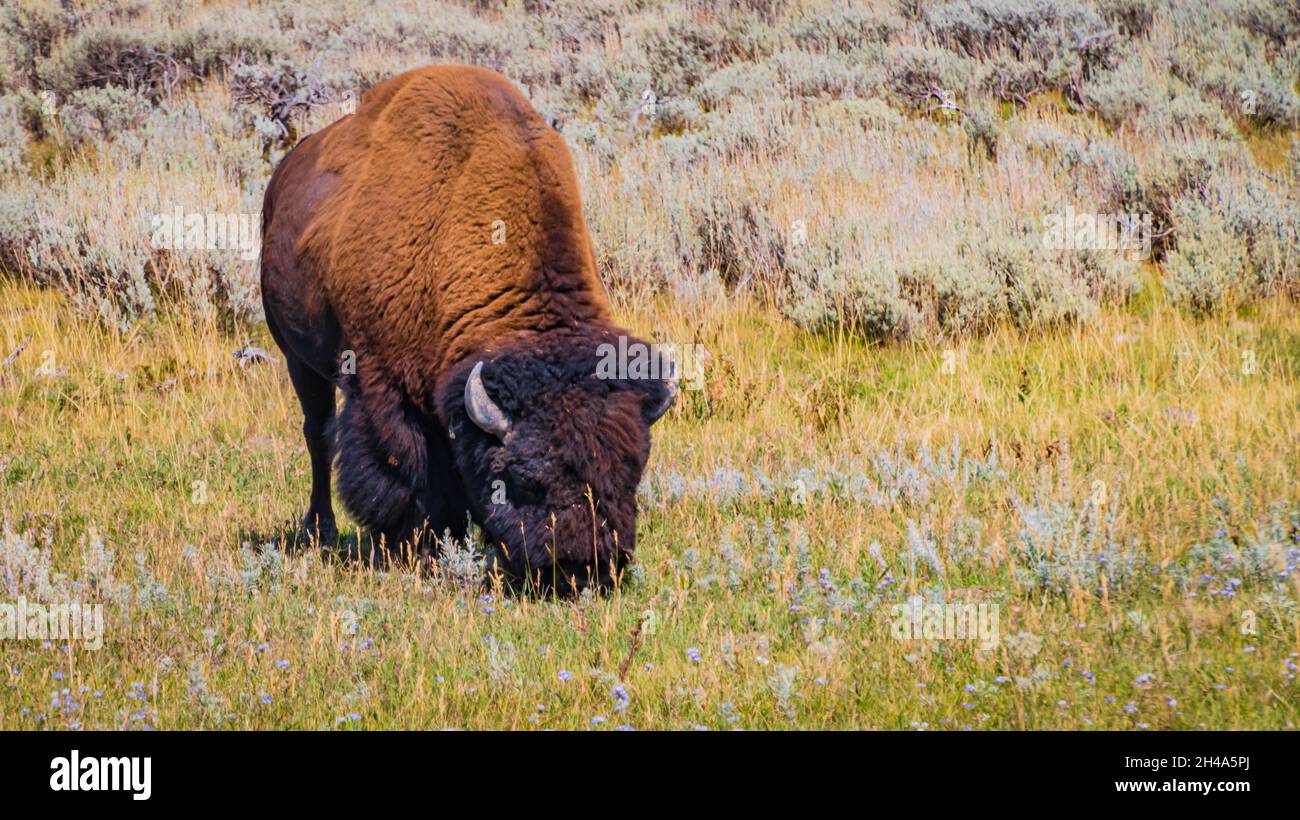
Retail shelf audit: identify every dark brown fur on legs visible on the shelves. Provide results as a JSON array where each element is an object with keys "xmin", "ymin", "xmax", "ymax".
[
  {"xmin": 332, "ymin": 371, "xmax": 474, "ymax": 559},
  {"xmin": 332, "ymin": 379, "xmax": 427, "ymax": 555}
]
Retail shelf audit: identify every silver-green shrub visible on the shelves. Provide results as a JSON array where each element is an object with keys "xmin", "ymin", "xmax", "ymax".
[
  {"xmin": 60, "ymin": 85, "xmax": 151, "ymax": 145},
  {"xmin": 0, "ymin": 94, "xmax": 29, "ymax": 174},
  {"xmin": 0, "ymin": 0, "xmax": 1294, "ymax": 338}
]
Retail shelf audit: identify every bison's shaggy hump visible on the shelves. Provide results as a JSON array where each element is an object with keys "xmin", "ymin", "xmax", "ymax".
[{"xmin": 299, "ymin": 65, "xmax": 612, "ymax": 402}]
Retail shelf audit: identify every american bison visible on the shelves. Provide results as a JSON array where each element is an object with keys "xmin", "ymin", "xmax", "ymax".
[{"xmin": 260, "ymin": 65, "xmax": 676, "ymax": 592}]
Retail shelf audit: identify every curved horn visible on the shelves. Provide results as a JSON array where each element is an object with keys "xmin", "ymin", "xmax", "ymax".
[
  {"xmin": 464, "ymin": 361, "xmax": 511, "ymax": 438},
  {"xmin": 645, "ymin": 354, "xmax": 679, "ymax": 423}
]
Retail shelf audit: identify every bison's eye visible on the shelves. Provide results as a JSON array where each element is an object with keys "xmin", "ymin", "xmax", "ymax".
[{"xmin": 506, "ymin": 474, "xmax": 546, "ymax": 506}]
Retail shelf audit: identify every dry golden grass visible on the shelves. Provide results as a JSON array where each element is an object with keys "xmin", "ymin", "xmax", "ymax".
[{"xmin": 2, "ymin": 279, "xmax": 1296, "ymax": 729}]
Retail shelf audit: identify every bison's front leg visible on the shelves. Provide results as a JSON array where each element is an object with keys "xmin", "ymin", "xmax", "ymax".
[
  {"xmin": 333, "ymin": 382, "xmax": 431, "ymax": 559},
  {"xmin": 421, "ymin": 422, "xmax": 473, "ymax": 545}
]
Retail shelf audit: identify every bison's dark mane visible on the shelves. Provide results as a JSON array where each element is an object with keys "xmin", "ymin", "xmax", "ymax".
[
  {"xmin": 435, "ymin": 325, "xmax": 667, "ymax": 591},
  {"xmin": 440, "ymin": 325, "xmax": 670, "ymax": 423}
]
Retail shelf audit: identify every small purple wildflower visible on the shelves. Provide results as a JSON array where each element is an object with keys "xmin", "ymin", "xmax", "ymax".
[{"xmin": 611, "ymin": 684, "xmax": 629, "ymax": 713}]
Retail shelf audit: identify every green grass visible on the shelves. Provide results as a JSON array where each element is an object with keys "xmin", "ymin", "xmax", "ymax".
[{"xmin": 1, "ymin": 281, "xmax": 1297, "ymax": 730}]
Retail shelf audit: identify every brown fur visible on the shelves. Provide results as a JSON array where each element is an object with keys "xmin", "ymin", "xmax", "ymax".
[{"xmin": 299, "ymin": 65, "xmax": 611, "ymax": 390}]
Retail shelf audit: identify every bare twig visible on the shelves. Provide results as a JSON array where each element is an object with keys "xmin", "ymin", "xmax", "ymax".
[
  {"xmin": 618, "ymin": 613, "xmax": 650, "ymax": 680},
  {"xmin": 1, "ymin": 335, "xmax": 32, "ymax": 369}
]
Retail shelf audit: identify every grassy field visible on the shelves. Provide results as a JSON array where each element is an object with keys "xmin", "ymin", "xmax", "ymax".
[{"xmin": 1, "ymin": 277, "xmax": 1296, "ymax": 730}]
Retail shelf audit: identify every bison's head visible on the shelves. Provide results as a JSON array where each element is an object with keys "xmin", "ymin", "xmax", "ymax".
[{"xmin": 441, "ymin": 328, "xmax": 676, "ymax": 593}]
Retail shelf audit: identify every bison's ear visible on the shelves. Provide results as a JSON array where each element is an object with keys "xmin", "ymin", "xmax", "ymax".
[
  {"xmin": 641, "ymin": 369, "xmax": 679, "ymax": 424},
  {"xmin": 465, "ymin": 361, "xmax": 512, "ymax": 439}
]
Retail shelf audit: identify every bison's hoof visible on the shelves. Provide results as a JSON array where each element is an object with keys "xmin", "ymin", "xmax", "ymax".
[{"xmin": 303, "ymin": 515, "xmax": 338, "ymax": 546}]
